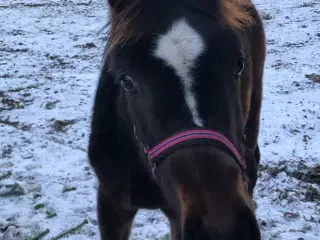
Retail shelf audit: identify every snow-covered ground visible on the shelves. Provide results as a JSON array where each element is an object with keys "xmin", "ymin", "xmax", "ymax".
[{"xmin": 0, "ymin": 0, "xmax": 319, "ymax": 239}]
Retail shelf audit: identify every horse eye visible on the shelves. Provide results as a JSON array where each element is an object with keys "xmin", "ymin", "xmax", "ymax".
[
  {"xmin": 121, "ymin": 76, "xmax": 136, "ymax": 92},
  {"xmin": 235, "ymin": 57, "xmax": 245, "ymax": 77}
]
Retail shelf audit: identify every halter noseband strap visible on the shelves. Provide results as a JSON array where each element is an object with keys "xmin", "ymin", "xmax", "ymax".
[{"xmin": 143, "ymin": 129, "xmax": 247, "ymax": 174}]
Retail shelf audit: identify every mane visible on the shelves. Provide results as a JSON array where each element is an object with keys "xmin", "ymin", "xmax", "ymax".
[
  {"xmin": 105, "ymin": 0, "xmax": 253, "ymax": 53},
  {"xmin": 105, "ymin": 1, "xmax": 147, "ymax": 53},
  {"xmin": 220, "ymin": 0, "xmax": 254, "ymax": 28}
]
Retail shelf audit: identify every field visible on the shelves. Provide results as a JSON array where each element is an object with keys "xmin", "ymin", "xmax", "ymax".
[{"xmin": 0, "ymin": 0, "xmax": 319, "ymax": 239}]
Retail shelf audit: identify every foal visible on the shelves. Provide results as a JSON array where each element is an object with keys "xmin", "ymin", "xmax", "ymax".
[{"xmin": 88, "ymin": 0, "xmax": 266, "ymax": 239}]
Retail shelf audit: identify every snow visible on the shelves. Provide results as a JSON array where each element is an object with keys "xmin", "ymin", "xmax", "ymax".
[{"xmin": 0, "ymin": 0, "xmax": 319, "ymax": 239}]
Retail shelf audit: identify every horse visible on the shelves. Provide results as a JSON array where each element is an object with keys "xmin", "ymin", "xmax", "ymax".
[{"xmin": 88, "ymin": 0, "xmax": 266, "ymax": 239}]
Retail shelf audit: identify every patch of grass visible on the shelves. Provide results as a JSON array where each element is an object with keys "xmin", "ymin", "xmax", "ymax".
[
  {"xmin": 289, "ymin": 166, "xmax": 320, "ymax": 185},
  {"xmin": 62, "ymin": 186, "xmax": 77, "ymax": 193},
  {"xmin": 0, "ymin": 119, "xmax": 32, "ymax": 132},
  {"xmin": 0, "ymin": 47, "xmax": 28, "ymax": 53},
  {"xmin": 0, "ymin": 94, "xmax": 25, "ymax": 110},
  {"xmin": 260, "ymin": 162, "xmax": 320, "ymax": 204},
  {"xmin": 2, "ymin": 144, "xmax": 13, "ymax": 158},
  {"xmin": 0, "ymin": 73, "xmax": 10, "ymax": 78},
  {"xmin": 305, "ymin": 73, "xmax": 320, "ymax": 83},
  {"xmin": 7, "ymin": 29, "xmax": 26, "ymax": 36},
  {"xmin": 52, "ymin": 119, "xmax": 77, "ymax": 132},
  {"xmin": 262, "ymin": 13, "xmax": 273, "ymax": 20},
  {"xmin": 0, "ymin": 161, "xmax": 13, "ymax": 168},
  {"xmin": 7, "ymin": 84, "xmax": 42, "ymax": 93},
  {"xmin": 298, "ymin": 2, "xmax": 315, "ymax": 8},
  {"xmin": 29, "ymin": 229, "xmax": 50, "ymax": 240},
  {"xmin": 21, "ymin": 124, "xmax": 32, "ymax": 131},
  {"xmin": 46, "ymin": 211, "xmax": 57, "ymax": 219},
  {"xmin": 23, "ymin": 3, "xmax": 47, "ymax": 7},
  {"xmin": 260, "ymin": 162, "xmax": 320, "ymax": 185},
  {"xmin": 34, "ymin": 203, "xmax": 45, "ymax": 210},
  {"xmin": 0, "ymin": 119, "xmax": 19, "ymax": 127},
  {"xmin": 271, "ymin": 60, "xmax": 285, "ymax": 69},
  {"xmin": 45, "ymin": 54, "xmax": 70, "ymax": 69},
  {"xmin": 51, "ymin": 219, "xmax": 89, "ymax": 240},
  {"xmin": 44, "ymin": 101, "xmax": 59, "ymax": 110},
  {"xmin": 159, "ymin": 233, "xmax": 171, "ymax": 240},
  {"xmin": 283, "ymin": 42, "xmax": 307, "ymax": 48},
  {"xmin": 0, "ymin": 183, "xmax": 25, "ymax": 197},
  {"xmin": 133, "ymin": 223, "xmax": 144, "ymax": 228},
  {"xmin": 74, "ymin": 42, "xmax": 96, "ymax": 49},
  {"xmin": 71, "ymin": 54, "xmax": 91, "ymax": 60},
  {"xmin": 304, "ymin": 185, "xmax": 320, "ymax": 202},
  {"xmin": 283, "ymin": 212, "xmax": 300, "ymax": 221},
  {"xmin": 84, "ymin": 166, "xmax": 92, "ymax": 176},
  {"xmin": 0, "ymin": 171, "xmax": 12, "ymax": 181},
  {"xmin": 76, "ymin": 0, "xmax": 93, "ymax": 6}
]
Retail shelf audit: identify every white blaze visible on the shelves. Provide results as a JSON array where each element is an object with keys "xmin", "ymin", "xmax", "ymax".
[{"xmin": 153, "ymin": 18, "xmax": 205, "ymax": 127}]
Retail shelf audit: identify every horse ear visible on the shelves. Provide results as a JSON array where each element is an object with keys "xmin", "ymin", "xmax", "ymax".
[
  {"xmin": 107, "ymin": 0, "xmax": 127, "ymax": 8},
  {"xmin": 107, "ymin": 0, "xmax": 117, "ymax": 7},
  {"xmin": 107, "ymin": 0, "xmax": 134, "ymax": 11}
]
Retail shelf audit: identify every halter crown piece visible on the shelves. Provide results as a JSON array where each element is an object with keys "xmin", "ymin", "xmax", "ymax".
[{"xmin": 143, "ymin": 129, "xmax": 247, "ymax": 175}]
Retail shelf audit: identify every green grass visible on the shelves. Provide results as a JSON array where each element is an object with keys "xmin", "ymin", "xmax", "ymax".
[
  {"xmin": 51, "ymin": 219, "xmax": 89, "ymax": 240},
  {"xmin": 0, "ymin": 171, "xmax": 12, "ymax": 181},
  {"xmin": 46, "ymin": 211, "xmax": 57, "ymax": 219},
  {"xmin": 62, "ymin": 186, "xmax": 77, "ymax": 193},
  {"xmin": 34, "ymin": 203, "xmax": 45, "ymax": 210},
  {"xmin": 28, "ymin": 229, "xmax": 50, "ymax": 240}
]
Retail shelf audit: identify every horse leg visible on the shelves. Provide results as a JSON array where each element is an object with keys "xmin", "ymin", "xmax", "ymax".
[
  {"xmin": 97, "ymin": 184, "xmax": 137, "ymax": 240},
  {"xmin": 161, "ymin": 207, "xmax": 181, "ymax": 240}
]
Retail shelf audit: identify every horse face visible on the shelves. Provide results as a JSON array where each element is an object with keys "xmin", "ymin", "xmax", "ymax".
[
  {"xmin": 102, "ymin": 0, "xmax": 263, "ymax": 238},
  {"xmin": 110, "ymin": 18, "xmax": 246, "ymax": 149}
]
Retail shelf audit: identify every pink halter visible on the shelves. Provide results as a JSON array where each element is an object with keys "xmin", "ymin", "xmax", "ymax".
[{"xmin": 143, "ymin": 129, "xmax": 247, "ymax": 171}]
